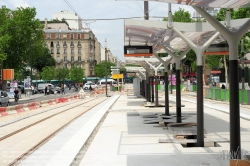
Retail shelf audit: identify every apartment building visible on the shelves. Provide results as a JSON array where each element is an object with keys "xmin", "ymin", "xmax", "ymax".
[{"xmin": 43, "ymin": 19, "xmax": 101, "ymax": 77}]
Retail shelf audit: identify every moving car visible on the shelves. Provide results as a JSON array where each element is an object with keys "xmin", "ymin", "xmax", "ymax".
[
  {"xmin": 38, "ymin": 83, "xmax": 54, "ymax": 93},
  {"xmin": 0, "ymin": 91, "xmax": 10, "ymax": 107},
  {"xmin": 84, "ymin": 82, "xmax": 96, "ymax": 90}
]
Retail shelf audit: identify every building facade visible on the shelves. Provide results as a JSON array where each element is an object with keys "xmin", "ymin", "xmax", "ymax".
[{"xmin": 43, "ymin": 21, "xmax": 100, "ymax": 77}]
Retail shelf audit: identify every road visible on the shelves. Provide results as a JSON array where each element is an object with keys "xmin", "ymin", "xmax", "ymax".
[{"xmin": 8, "ymin": 88, "xmax": 90, "ymax": 106}]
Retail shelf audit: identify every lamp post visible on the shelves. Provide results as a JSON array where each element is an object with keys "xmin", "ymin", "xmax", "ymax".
[{"xmin": 105, "ymin": 39, "xmax": 108, "ymax": 97}]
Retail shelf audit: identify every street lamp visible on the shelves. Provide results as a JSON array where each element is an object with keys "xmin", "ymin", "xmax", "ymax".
[{"xmin": 105, "ymin": 39, "xmax": 108, "ymax": 97}]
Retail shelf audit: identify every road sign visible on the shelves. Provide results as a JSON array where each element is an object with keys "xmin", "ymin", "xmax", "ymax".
[{"xmin": 112, "ymin": 74, "xmax": 123, "ymax": 79}]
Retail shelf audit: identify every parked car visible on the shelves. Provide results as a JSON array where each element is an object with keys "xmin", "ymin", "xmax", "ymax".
[
  {"xmin": 84, "ymin": 82, "xmax": 96, "ymax": 90},
  {"xmin": 0, "ymin": 91, "xmax": 10, "ymax": 107},
  {"xmin": 7, "ymin": 92, "xmax": 15, "ymax": 99}
]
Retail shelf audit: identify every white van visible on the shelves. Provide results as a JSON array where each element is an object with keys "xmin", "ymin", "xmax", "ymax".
[
  {"xmin": 96, "ymin": 79, "xmax": 117, "ymax": 87},
  {"xmin": 38, "ymin": 83, "xmax": 54, "ymax": 93}
]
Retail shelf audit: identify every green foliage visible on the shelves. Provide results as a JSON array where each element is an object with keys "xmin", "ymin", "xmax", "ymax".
[
  {"xmin": 69, "ymin": 66, "xmax": 84, "ymax": 83},
  {"xmin": 0, "ymin": 6, "xmax": 45, "ymax": 71},
  {"xmin": 119, "ymin": 67, "xmax": 126, "ymax": 74},
  {"xmin": 94, "ymin": 61, "xmax": 116, "ymax": 77},
  {"xmin": 206, "ymin": 55, "xmax": 224, "ymax": 69},
  {"xmin": 158, "ymin": 53, "xmax": 168, "ymax": 57},
  {"xmin": 41, "ymin": 66, "xmax": 56, "ymax": 81},
  {"xmin": 125, "ymin": 64, "xmax": 141, "ymax": 67},
  {"xmin": 163, "ymin": 8, "xmax": 192, "ymax": 22},
  {"xmin": 214, "ymin": 8, "xmax": 250, "ymax": 56},
  {"xmin": 0, "ymin": 6, "xmax": 12, "ymax": 62},
  {"xmin": 55, "ymin": 67, "xmax": 70, "ymax": 82},
  {"xmin": 32, "ymin": 48, "xmax": 56, "ymax": 74}
]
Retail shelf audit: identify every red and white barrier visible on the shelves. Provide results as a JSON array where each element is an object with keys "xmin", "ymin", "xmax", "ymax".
[{"xmin": 0, "ymin": 95, "xmax": 80, "ymax": 118}]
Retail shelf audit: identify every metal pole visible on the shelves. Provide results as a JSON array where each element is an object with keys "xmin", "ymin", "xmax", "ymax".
[
  {"xmin": 197, "ymin": 65, "xmax": 204, "ymax": 147},
  {"xmin": 164, "ymin": 68, "xmax": 170, "ymax": 115},
  {"xmin": 155, "ymin": 76, "xmax": 158, "ymax": 107},
  {"xmin": 151, "ymin": 76, "xmax": 154, "ymax": 102},
  {"xmin": 145, "ymin": 72, "xmax": 148, "ymax": 101},
  {"xmin": 170, "ymin": 64, "xmax": 173, "ymax": 94},
  {"xmin": 144, "ymin": 1, "xmax": 149, "ymax": 20},
  {"xmin": 105, "ymin": 39, "xmax": 108, "ymax": 97},
  {"xmin": 176, "ymin": 69, "xmax": 181, "ymax": 123},
  {"xmin": 148, "ymin": 75, "xmax": 151, "ymax": 102}
]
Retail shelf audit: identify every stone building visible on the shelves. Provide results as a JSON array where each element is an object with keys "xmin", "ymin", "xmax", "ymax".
[{"xmin": 43, "ymin": 19, "xmax": 101, "ymax": 77}]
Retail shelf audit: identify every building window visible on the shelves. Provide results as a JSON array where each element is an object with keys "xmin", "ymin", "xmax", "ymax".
[
  {"xmin": 78, "ymin": 34, "xmax": 80, "ymax": 39},
  {"xmin": 64, "ymin": 49, "xmax": 67, "ymax": 54},
  {"xmin": 56, "ymin": 33, "xmax": 59, "ymax": 39},
  {"xmin": 50, "ymin": 41, "xmax": 54, "ymax": 47},
  {"xmin": 77, "ymin": 41, "xmax": 81, "ymax": 47},
  {"xmin": 56, "ymin": 41, "xmax": 60, "ymax": 48},
  {"xmin": 64, "ymin": 64, "xmax": 67, "ymax": 68},
  {"xmin": 47, "ymin": 34, "xmax": 50, "ymax": 39},
  {"xmin": 71, "ymin": 48, "xmax": 74, "ymax": 54},
  {"xmin": 71, "ymin": 34, "xmax": 73, "ymax": 39},
  {"xmin": 64, "ymin": 56, "xmax": 67, "ymax": 62},
  {"xmin": 57, "ymin": 48, "xmax": 60, "ymax": 54},
  {"xmin": 71, "ymin": 56, "xmax": 74, "ymax": 62},
  {"xmin": 51, "ymin": 49, "xmax": 54, "ymax": 54},
  {"xmin": 63, "ymin": 41, "xmax": 67, "ymax": 47},
  {"xmin": 78, "ymin": 48, "xmax": 81, "ymax": 54},
  {"xmin": 78, "ymin": 56, "xmax": 81, "ymax": 61},
  {"xmin": 70, "ymin": 41, "xmax": 74, "ymax": 47},
  {"xmin": 57, "ymin": 56, "xmax": 60, "ymax": 62}
]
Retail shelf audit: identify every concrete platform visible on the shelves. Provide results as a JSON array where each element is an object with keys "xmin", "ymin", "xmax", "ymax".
[
  {"xmin": 78, "ymin": 93, "xmax": 250, "ymax": 166},
  {"xmin": 14, "ymin": 88, "xmax": 250, "ymax": 166}
]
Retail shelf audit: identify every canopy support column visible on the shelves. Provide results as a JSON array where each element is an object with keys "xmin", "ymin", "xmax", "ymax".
[
  {"xmin": 194, "ymin": 6, "xmax": 250, "ymax": 157},
  {"xmin": 162, "ymin": 46, "xmax": 190, "ymax": 123},
  {"xmin": 154, "ymin": 54, "xmax": 173, "ymax": 115},
  {"xmin": 172, "ymin": 25, "xmax": 220, "ymax": 147}
]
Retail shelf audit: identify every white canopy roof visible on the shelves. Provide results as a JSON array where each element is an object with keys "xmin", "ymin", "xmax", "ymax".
[{"xmin": 117, "ymin": 0, "xmax": 250, "ymax": 8}]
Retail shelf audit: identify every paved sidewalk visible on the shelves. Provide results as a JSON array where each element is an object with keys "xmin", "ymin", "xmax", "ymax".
[{"xmin": 78, "ymin": 93, "xmax": 250, "ymax": 166}]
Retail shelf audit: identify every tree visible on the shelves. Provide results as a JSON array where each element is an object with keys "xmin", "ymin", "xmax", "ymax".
[
  {"xmin": 163, "ymin": 8, "xmax": 192, "ymax": 22},
  {"xmin": 0, "ymin": 6, "xmax": 11, "ymax": 62},
  {"xmin": 69, "ymin": 66, "xmax": 84, "ymax": 83},
  {"xmin": 206, "ymin": 55, "xmax": 223, "ymax": 69},
  {"xmin": 94, "ymin": 61, "xmax": 116, "ymax": 78},
  {"xmin": 32, "ymin": 48, "xmax": 56, "ymax": 75},
  {"xmin": 119, "ymin": 67, "xmax": 126, "ymax": 74},
  {"xmin": 2, "ymin": 7, "xmax": 45, "ymax": 70},
  {"xmin": 40, "ymin": 66, "xmax": 57, "ymax": 82},
  {"xmin": 55, "ymin": 67, "xmax": 70, "ymax": 84}
]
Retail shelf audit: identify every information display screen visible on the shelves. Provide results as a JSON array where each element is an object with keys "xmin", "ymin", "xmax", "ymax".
[{"xmin": 124, "ymin": 46, "xmax": 152, "ymax": 57}]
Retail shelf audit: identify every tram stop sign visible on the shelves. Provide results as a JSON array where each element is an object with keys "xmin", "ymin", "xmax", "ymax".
[{"xmin": 112, "ymin": 74, "xmax": 123, "ymax": 79}]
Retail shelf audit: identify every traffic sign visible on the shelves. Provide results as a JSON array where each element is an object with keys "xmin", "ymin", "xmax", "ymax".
[{"xmin": 112, "ymin": 74, "xmax": 123, "ymax": 79}]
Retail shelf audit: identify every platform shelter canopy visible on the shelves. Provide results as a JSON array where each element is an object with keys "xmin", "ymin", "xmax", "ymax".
[{"xmin": 117, "ymin": 0, "xmax": 250, "ymax": 8}]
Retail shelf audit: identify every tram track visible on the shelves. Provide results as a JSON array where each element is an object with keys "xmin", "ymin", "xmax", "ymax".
[
  {"xmin": 0, "ymin": 96, "xmax": 109, "ymax": 166},
  {"xmin": 0, "ymin": 98, "xmax": 97, "ymax": 142}
]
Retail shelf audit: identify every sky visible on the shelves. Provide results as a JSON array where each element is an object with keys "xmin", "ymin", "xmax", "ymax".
[{"xmin": 0, "ymin": 0, "xmax": 195, "ymax": 62}]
